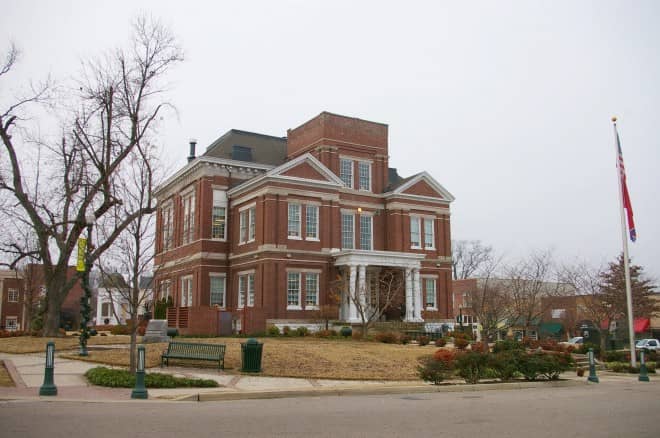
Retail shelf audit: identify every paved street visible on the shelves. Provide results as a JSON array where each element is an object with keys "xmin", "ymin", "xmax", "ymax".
[{"xmin": 1, "ymin": 379, "xmax": 657, "ymax": 438}]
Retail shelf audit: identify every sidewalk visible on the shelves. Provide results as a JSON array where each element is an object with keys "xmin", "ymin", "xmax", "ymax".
[{"xmin": 0, "ymin": 351, "xmax": 653, "ymax": 403}]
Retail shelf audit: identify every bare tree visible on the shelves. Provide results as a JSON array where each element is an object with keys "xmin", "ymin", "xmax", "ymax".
[
  {"xmin": 452, "ymin": 240, "xmax": 494, "ymax": 280},
  {"xmin": 0, "ymin": 18, "xmax": 182, "ymax": 335}
]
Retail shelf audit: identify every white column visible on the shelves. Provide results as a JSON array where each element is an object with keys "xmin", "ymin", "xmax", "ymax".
[
  {"xmin": 358, "ymin": 265, "xmax": 367, "ymax": 320},
  {"xmin": 404, "ymin": 268, "xmax": 413, "ymax": 322},
  {"xmin": 413, "ymin": 269, "xmax": 423, "ymax": 322},
  {"xmin": 348, "ymin": 265, "xmax": 359, "ymax": 322}
]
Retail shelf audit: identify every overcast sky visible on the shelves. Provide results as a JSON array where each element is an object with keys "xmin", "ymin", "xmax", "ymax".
[{"xmin": 3, "ymin": 1, "xmax": 659, "ymax": 280}]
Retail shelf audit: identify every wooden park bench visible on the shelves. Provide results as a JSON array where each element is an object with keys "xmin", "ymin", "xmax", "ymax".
[{"xmin": 160, "ymin": 341, "xmax": 226, "ymax": 370}]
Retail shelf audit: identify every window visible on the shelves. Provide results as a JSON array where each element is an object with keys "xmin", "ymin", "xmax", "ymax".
[
  {"xmin": 101, "ymin": 302, "xmax": 111, "ymax": 318},
  {"xmin": 410, "ymin": 216, "xmax": 421, "ymax": 248},
  {"xmin": 288, "ymin": 203, "xmax": 301, "ymax": 238},
  {"xmin": 305, "ymin": 273, "xmax": 319, "ymax": 308},
  {"xmin": 358, "ymin": 161, "xmax": 371, "ymax": 191},
  {"xmin": 340, "ymin": 158, "xmax": 353, "ymax": 188},
  {"xmin": 5, "ymin": 317, "xmax": 18, "ymax": 331},
  {"xmin": 551, "ymin": 309, "xmax": 566, "ymax": 319},
  {"xmin": 424, "ymin": 218, "xmax": 435, "ymax": 249},
  {"xmin": 210, "ymin": 275, "xmax": 226, "ymax": 307},
  {"xmin": 182, "ymin": 192, "xmax": 195, "ymax": 244},
  {"xmin": 162, "ymin": 204, "xmax": 173, "ymax": 250},
  {"xmin": 180, "ymin": 276, "xmax": 193, "ymax": 307},
  {"xmin": 424, "ymin": 278, "xmax": 437, "ymax": 309},
  {"xmin": 232, "ymin": 145, "xmax": 253, "ymax": 161},
  {"xmin": 238, "ymin": 273, "xmax": 254, "ymax": 308},
  {"xmin": 160, "ymin": 280, "xmax": 171, "ymax": 301},
  {"xmin": 341, "ymin": 213, "xmax": 354, "ymax": 249},
  {"xmin": 306, "ymin": 205, "xmax": 319, "ymax": 240},
  {"xmin": 7, "ymin": 288, "xmax": 19, "ymax": 303},
  {"xmin": 211, "ymin": 190, "xmax": 227, "ymax": 240},
  {"xmin": 287, "ymin": 272, "xmax": 301, "ymax": 309},
  {"xmin": 239, "ymin": 205, "xmax": 256, "ymax": 243},
  {"xmin": 359, "ymin": 215, "xmax": 372, "ymax": 250}
]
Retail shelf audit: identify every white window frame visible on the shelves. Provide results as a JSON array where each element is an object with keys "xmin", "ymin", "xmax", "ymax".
[
  {"xmin": 286, "ymin": 272, "xmax": 302, "ymax": 310},
  {"xmin": 161, "ymin": 202, "xmax": 173, "ymax": 250},
  {"xmin": 551, "ymin": 309, "xmax": 566, "ymax": 319},
  {"xmin": 339, "ymin": 158, "xmax": 353, "ymax": 188},
  {"xmin": 160, "ymin": 280, "xmax": 171, "ymax": 301},
  {"xmin": 100, "ymin": 302, "xmax": 112, "ymax": 318},
  {"xmin": 5, "ymin": 317, "xmax": 18, "ymax": 331},
  {"xmin": 423, "ymin": 217, "xmax": 435, "ymax": 249},
  {"xmin": 423, "ymin": 277, "xmax": 437, "ymax": 310},
  {"xmin": 305, "ymin": 204, "xmax": 319, "ymax": 241},
  {"xmin": 180, "ymin": 275, "xmax": 193, "ymax": 307},
  {"xmin": 359, "ymin": 214, "xmax": 373, "ymax": 250},
  {"xmin": 341, "ymin": 212, "xmax": 355, "ymax": 249},
  {"xmin": 248, "ymin": 206, "xmax": 256, "ymax": 242},
  {"xmin": 239, "ymin": 203, "xmax": 256, "ymax": 244},
  {"xmin": 7, "ymin": 288, "xmax": 19, "ymax": 303},
  {"xmin": 305, "ymin": 272, "xmax": 320, "ymax": 309},
  {"xmin": 209, "ymin": 274, "xmax": 226, "ymax": 308},
  {"xmin": 358, "ymin": 160, "xmax": 371, "ymax": 192},
  {"xmin": 288, "ymin": 203, "xmax": 301, "ymax": 239},
  {"xmin": 182, "ymin": 192, "xmax": 195, "ymax": 245},
  {"xmin": 237, "ymin": 271, "xmax": 255, "ymax": 309},
  {"xmin": 211, "ymin": 190, "xmax": 228, "ymax": 241},
  {"xmin": 410, "ymin": 216, "xmax": 421, "ymax": 249}
]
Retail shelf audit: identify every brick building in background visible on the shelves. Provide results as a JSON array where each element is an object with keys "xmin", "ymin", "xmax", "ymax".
[
  {"xmin": 154, "ymin": 112, "xmax": 455, "ymax": 334},
  {"xmin": 0, "ymin": 269, "xmax": 24, "ymax": 331}
]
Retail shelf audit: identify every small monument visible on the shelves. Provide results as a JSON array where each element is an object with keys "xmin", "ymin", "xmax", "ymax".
[{"xmin": 142, "ymin": 319, "xmax": 170, "ymax": 343}]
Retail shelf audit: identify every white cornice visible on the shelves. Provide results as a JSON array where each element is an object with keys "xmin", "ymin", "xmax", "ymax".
[{"xmin": 387, "ymin": 171, "xmax": 455, "ymax": 203}]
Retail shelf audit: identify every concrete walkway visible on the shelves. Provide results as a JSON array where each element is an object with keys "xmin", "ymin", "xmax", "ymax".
[{"xmin": 1, "ymin": 350, "xmax": 654, "ymax": 403}]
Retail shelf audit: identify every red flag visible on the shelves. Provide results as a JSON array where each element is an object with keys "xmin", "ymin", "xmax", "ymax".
[{"xmin": 616, "ymin": 129, "xmax": 636, "ymax": 242}]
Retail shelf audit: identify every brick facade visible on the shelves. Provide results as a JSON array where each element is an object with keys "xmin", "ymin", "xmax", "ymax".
[{"xmin": 154, "ymin": 112, "xmax": 455, "ymax": 334}]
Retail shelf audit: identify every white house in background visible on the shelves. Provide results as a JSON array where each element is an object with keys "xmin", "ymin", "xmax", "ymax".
[{"xmin": 95, "ymin": 274, "xmax": 155, "ymax": 326}]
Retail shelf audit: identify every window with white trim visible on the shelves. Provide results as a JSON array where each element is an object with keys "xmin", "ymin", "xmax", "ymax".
[
  {"xmin": 180, "ymin": 276, "xmax": 193, "ymax": 307},
  {"xmin": 238, "ymin": 273, "xmax": 254, "ymax": 308},
  {"xmin": 239, "ymin": 210, "xmax": 248, "ymax": 243},
  {"xmin": 288, "ymin": 203, "xmax": 301, "ymax": 238},
  {"xmin": 341, "ymin": 213, "xmax": 354, "ymax": 249},
  {"xmin": 306, "ymin": 205, "xmax": 319, "ymax": 240},
  {"xmin": 424, "ymin": 218, "xmax": 435, "ymax": 249},
  {"xmin": 160, "ymin": 280, "xmax": 171, "ymax": 301},
  {"xmin": 182, "ymin": 192, "xmax": 195, "ymax": 244},
  {"xmin": 211, "ymin": 190, "xmax": 227, "ymax": 240},
  {"xmin": 287, "ymin": 272, "xmax": 301, "ymax": 309},
  {"xmin": 162, "ymin": 204, "xmax": 173, "ymax": 250},
  {"xmin": 305, "ymin": 273, "xmax": 319, "ymax": 308},
  {"xmin": 7, "ymin": 288, "xmax": 19, "ymax": 302},
  {"xmin": 101, "ymin": 302, "xmax": 112, "ymax": 318},
  {"xmin": 359, "ymin": 215, "xmax": 372, "ymax": 250},
  {"xmin": 210, "ymin": 274, "xmax": 226, "ymax": 307},
  {"xmin": 5, "ymin": 317, "xmax": 18, "ymax": 331},
  {"xmin": 239, "ymin": 206, "xmax": 256, "ymax": 243},
  {"xmin": 551, "ymin": 309, "xmax": 566, "ymax": 319},
  {"xmin": 358, "ymin": 161, "xmax": 371, "ymax": 191},
  {"xmin": 248, "ymin": 206, "xmax": 256, "ymax": 241},
  {"xmin": 424, "ymin": 278, "xmax": 437, "ymax": 309},
  {"xmin": 410, "ymin": 216, "xmax": 421, "ymax": 248},
  {"xmin": 339, "ymin": 158, "xmax": 353, "ymax": 188}
]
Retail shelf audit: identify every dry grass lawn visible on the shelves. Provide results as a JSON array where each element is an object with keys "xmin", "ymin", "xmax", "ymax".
[
  {"xmin": 0, "ymin": 335, "xmax": 132, "ymax": 354},
  {"xmin": 60, "ymin": 337, "xmax": 433, "ymax": 380},
  {"xmin": 0, "ymin": 361, "xmax": 14, "ymax": 387}
]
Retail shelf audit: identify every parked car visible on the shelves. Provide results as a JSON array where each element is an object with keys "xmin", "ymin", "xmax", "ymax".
[
  {"xmin": 559, "ymin": 337, "xmax": 583, "ymax": 348},
  {"xmin": 635, "ymin": 339, "xmax": 660, "ymax": 352}
]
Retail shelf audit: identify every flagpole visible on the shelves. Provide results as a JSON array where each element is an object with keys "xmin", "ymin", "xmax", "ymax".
[{"xmin": 612, "ymin": 116, "xmax": 636, "ymax": 368}]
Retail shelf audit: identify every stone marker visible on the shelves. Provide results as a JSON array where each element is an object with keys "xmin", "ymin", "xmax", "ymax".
[{"xmin": 142, "ymin": 319, "xmax": 170, "ymax": 343}]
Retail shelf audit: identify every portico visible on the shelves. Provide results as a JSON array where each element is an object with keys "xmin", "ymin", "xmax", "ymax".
[{"xmin": 333, "ymin": 250, "xmax": 426, "ymax": 323}]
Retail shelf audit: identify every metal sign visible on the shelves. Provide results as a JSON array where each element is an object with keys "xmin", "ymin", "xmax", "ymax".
[{"xmin": 76, "ymin": 238, "xmax": 87, "ymax": 272}]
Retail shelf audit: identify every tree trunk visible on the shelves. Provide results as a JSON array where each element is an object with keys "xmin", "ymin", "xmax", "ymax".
[
  {"xmin": 129, "ymin": 311, "xmax": 138, "ymax": 373},
  {"xmin": 42, "ymin": 273, "xmax": 70, "ymax": 336}
]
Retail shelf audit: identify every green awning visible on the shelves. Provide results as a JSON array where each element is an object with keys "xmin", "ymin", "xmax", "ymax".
[{"xmin": 540, "ymin": 322, "xmax": 563, "ymax": 335}]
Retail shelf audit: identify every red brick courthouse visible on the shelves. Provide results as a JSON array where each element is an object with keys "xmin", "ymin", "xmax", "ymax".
[{"xmin": 154, "ymin": 112, "xmax": 455, "ymax": 334}]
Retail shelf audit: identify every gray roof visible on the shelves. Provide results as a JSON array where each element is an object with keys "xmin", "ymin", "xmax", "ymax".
[
  {"xmin": 139, "ymin": 276, "xmax": 153, "ymax": 290},
  {"xmin": 98, "ymin": 273, "xmax": 128, "ymax": 289},
  {"xmin": 203, "ymin": 129, "xmax": 287, "ymax": 166}
]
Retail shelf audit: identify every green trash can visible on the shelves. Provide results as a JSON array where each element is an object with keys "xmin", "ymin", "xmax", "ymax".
[{"xmin": 241, "ymin": 338, "xmax": 263, "ymax": 372}]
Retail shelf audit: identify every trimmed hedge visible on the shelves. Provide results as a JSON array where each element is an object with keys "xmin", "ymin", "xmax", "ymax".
[
  {"xmin": 84, "ymin": 367, "xmax": 219, "ymax": 388},
  {"xmin": 605, "ymin": 361, "xmax": 656, "ymax": 374}
]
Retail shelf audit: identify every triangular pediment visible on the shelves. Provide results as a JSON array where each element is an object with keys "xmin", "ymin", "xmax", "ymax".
[
  {"xmin": 266, "ymin": 153, "xmax": 345, "ymax": 186},
  {"xmin": 389, "ymin": 172, "xmax": 455, "ymax": 202}
]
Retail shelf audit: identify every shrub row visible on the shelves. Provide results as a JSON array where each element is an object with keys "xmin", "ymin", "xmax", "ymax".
[
  {"xmin": 605, "ymin": 361, "xmax": 656, "ymax": 374},
  {"xmin": 603, "ymin": 350, "xmax": 658, "ymax": 363},
  {"xmin": 84, "ymin": 366, "xmax": 219, "ymax": 388}
]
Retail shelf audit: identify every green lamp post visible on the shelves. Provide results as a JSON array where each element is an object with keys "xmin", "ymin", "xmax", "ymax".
[
  {"xmin": 131, "ymin": 345, "xmax": 148, "ymax": 399},
  {"xmin": 79, "ymin": 213, "xmax": 95, "ymax": 356},
  {"xmin": 587, "ymin": 347, "xmax": 599, "ymax": 383},
  {"xmin": 638, "ymin": 351, "xmax": 650, "ymax": 382},
  {"xmin": 39, "ymin": 341, "xmax": 57, "ymax": 396}
]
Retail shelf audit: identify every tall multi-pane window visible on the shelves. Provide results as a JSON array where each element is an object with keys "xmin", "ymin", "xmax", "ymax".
[
  {"xmin": 424, "ymin": 218, "xmax": 435, "ymax": 249},
  {"xmin": 288, "ymin": 203, "xmax": 301, "ymax": 238},
  {"xmin": 410, "ymin": 216, "xmax": 421, "ymax": 248},
  {"xmin": 359, "ymin": 215, "xmax": 372, "ymax": 250},
  {"xmin": 425, "ymin": 278, "xmax": 437, "ymax": 309},
  {"xmin": 247, "ymin": 274, "xmax": 255, "ymax": 307},
  {"xmin": 340, "ymin": 158, "xmax": 353, "ymax": 188},
  {"xmin": 162, "ymin": 205, "xmax": 173, "ymax": 250},
  {"xmin": 211, "ymin": 190, "xmax": 227, "ymax": 240},
  {"xmin": 5, "ymin": 317, "xmax": 18, "ymax": 331},
  {"xmin": 358, "ymin": 161, "xmax": 371, "ymax": 191},
  {"xmin": 7, "ymin": 289, "xmax": 18, "ymax": 302},
  {"xmin": 305, "ymin": 273, "xmax": 319, "ymax": 307},
  {"xmin": 287, "ymin": 272, "xmax": 301, "ymax": 308},
  {"xmin": 306, "ymin": 205, "xmax": 318, "ymax": 239},
  {"xmin": 248, "ymin": 207, "xmax": 256, "ymax": 241},
  {"xmin": 210, "ymin": 275, "xmax": 226, "ymax": 307},
  {"xmin": 182, "ymin": 193, "xmax": 195, "ymax": 244},
  {"xmin": 238, "ymin": 273, "xmax": 254, "ymax": 308},
  {"xmin": 239, "ymin": 210, "xmax": 248, "ymax": 243},
  {"xmin": 341, "ymin": 213, "xmax": 354, "ymax": 249},
  {"xmin": 160, "ymin": 280, "xmax": 171, "ymax": 300},
  {"xmin": 180, "ymin": 276, "xmax": 193, "ymax": 307}
]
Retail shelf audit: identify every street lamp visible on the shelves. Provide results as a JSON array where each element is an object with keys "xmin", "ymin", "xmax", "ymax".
[{"xmin": 79, "ymin": 213, "xmax": 95, "ymax": 356}]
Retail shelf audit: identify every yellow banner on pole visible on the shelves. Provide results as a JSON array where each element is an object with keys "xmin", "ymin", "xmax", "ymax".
[{"xmin": 76, "ymin": 238, "xmax": 87, "ymax": 272}]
